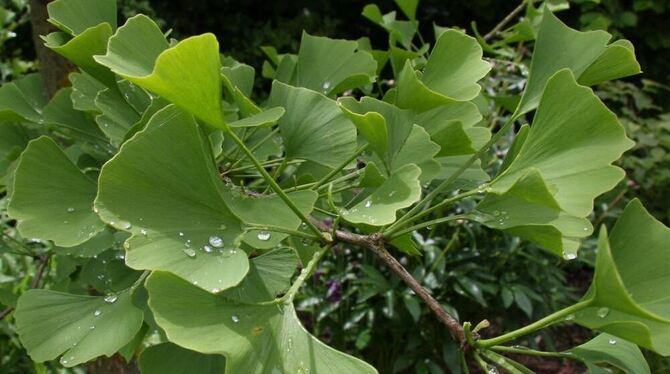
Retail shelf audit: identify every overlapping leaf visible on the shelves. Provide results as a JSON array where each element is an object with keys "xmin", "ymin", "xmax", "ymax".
[
  {"xmin": 95, "ymin": 15, "xmax": 225, "ymax": 127},
  {"xmin": 516, "ymin": 10, "xmax": 641, "ymax": 114},
  {"xmin": 147, "ymin": 271, "xmax": 378, "ymax": 374},
  {"xmin": 15, "ymin": 288, "xmax": 143, "ymax": 367},
  {"xmin": 295, "ymin": 32, "xmax": 377, "ymax": 96},
  {"xmin": 0, "ymin": 73, "xmax": 47, "ymax": 123},
  {"xmin": 574, "ymin": 200, "xmax": 670, "ymax": 356},
  {"xmin": 393, "ymin": 30, "xmax": 490, "ymax": 112},
  {"xmin": 268, "ymin": 81, "xmax": 357, "ymax": 169},
  {"xmin": 8, "ymin": 137, "xmax": 105, "ymax": 247},
  {"xmin": 481, "ymin": 70, "xmax": 633, "ymax": 255},
  {"xmin": 95, "ymin": 105, "xmax": 315, "ymax": 292},
  {"xmin": 139, "ymin": 343, "xmax": 226, "ymax": 374},
  {"xmin": 567, "ymin": 333, "xmax": 650, "ymax": 374}
]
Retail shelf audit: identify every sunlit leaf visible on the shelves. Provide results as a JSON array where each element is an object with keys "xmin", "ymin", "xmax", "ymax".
[
  {"xmin": 47, "ymin": 0, "xmax": 116, "ymax": 35},
  {"xmin": 139, "ymin": 342, "xmax": 226, "ymax": 374},
  {"xmin": 575, "ymin": 200, "xmax": 670, "ymax": 356},
  {"xmin": 567, "ymin": 333, "xmax": 650, "ymax": 374},
  {"xmin": 0, "ymin": 73, "xmax": 47, "ymax": 124}
]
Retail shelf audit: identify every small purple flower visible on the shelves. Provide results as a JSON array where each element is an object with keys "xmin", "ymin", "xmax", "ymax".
[{"xmin": 325, "ymin": 280, "xmax": 342, "ymax": 303}]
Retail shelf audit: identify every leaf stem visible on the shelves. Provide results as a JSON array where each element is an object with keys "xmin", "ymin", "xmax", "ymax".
[
  {"xmin": 386, "ymin": 214, "xmax": 468, "ymax": 240},
  {"xmin": 489, "ymin": 345, "xmax": 573, "ymax": 358},
  {"xmin": 224, "ymin": 128, "xmax": 325, "ymax": 239},
  {"xmin": 477, "ymin": 299, "xmax": 592, "ymax": 348},
  {"xmin": 312, "ymin": 144, "xmax": 367, "ymax": 190},
  {"xmin": 226, "ymin": 127, "xmax": 279, "ymax": 170},
  {"xmin": 278, "ymin": 245, "xmax": 330, "ymax": 304},
  {"xmin": 387, "ymin": 115, "xmax": 517, "ymax": 236}
]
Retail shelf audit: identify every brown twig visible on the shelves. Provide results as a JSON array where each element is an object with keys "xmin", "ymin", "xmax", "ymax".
[
  {"xmin": 311, "ymin": 219, "xmax": 467, "ymax": 344},
  {"xmin": 483, "ymin": 0, "xmax": 528, "ymax": 41}
]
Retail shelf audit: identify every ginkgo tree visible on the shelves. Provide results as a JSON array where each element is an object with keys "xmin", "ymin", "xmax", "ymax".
[{"xmin": 0, "ymin": 0, "xmax": 667, "ymax": 372}]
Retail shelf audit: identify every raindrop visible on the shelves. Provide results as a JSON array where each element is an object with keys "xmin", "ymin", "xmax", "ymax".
[
  {"xmin": 220, "ymin": 223, "xmax": 227, "ymax": 230},
  {"xmin": 364, "ymin": 200, "xmax": 372, "ymax": 208},
  {"xmin": 563, "ymin": 252, "xmax": 577, "ymax": 260},
  {"xmin": 597, "ymin": 307, "xmax": 610, "ymax": 318},
  {"xmin": 493, "ymin": 210, "xmax": 500, "ymax": 216},
  {"xmin": 583, "ymin": 227, "xmax": 589, "ymax": 232},
  {"xmin": 67, "ymin": 207, "xmax": 75, "ymax": 213},
  {"xmin": 211, "ymin": 288, "xmax": 220, "ymax": 293},
  {"xmin": 178, "ymin": 232, "xmax": 185, "ymax": 237},
  {"xmin": 183, "ymin": 247, "xmax": 197, "ymax": 258},
  {"xmin": 609, "ymin": 338, "xmax": 617, "ymax": 345},
  {"xmin": 208, "ymin": 236, "xmax": 224, "ymax": 248},
  {"xmin": 231, "ymin": 314, "xmax": 240, "ymax": 323},
  {"xmin": 257, "ymin": 231, "xmax": 271, "ymax": 241},
  {"xmin": 388, "ymin": 191, "xmax": 396, "ymax": 197},
  {"xmin": 140, "ymin": 229, "xmax": 148, "ymax": 236},
  {"xmin": 103, "ymin": 294, "xmax": 118, "ymax": 303},
  {"xmin": 322, "ymin": 81, "xmax": 331, "ymax": 92},
  {"xmin": 487, "ymin": 367, "xmax": 499, "ymax": 374},
  {"xmin": 287, "ymin": 338, "xmax": 293, "ymax": 352},
  {"xmin": 193, "ymin": 280, "xmax": 198, "ymax": 285},
  {"xmin": 89, "ymin": 325, "xmax": 96, "ymax": 330},
  {"xmin": 203, "ymin": 245, "xmax": 213, "ymax": 253},
  {"xmin": 564, "ymin": 314, "xmax": 575, "ymax": 321},
  {"xmin": 94, "ymin": 310, "xmax": 102, "ymax": 317},
  {"xmin": 60, "ymin": 357, "xmax": 68, "ymax": 365}
]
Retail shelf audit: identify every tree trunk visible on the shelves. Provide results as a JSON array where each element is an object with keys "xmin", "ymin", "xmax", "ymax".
[{"xmin": 28, "ymin": 0, "xmax": 74, "ymax": 99}]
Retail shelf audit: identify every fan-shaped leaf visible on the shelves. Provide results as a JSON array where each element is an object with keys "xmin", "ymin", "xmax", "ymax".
[
  {"xmin": 574, "ymin": 199, "xmax": 670, "ymax": 356},
  {"xmin": 567, "ymin": 333, "xmax": 650, "ymax": 374},
  {"xmin": 343, "ymin": 164, "xmax": 421, "ymax": 226},
  {"xmin": 296, "ymin": 32, "xmax": 377, "ymax": 96},
  {"xmin": 42, "ymin": 88, "xmax": 107, "ymax": 142},
  {"xmin": 8, "ymin": 137, "xmax": 105, "ymax": 247},
  {"xmin": 46, "ymin": 0, "xmax": 116, "ymax": 35},
  {"xmin": 268, "ymin": 81, "xmax": 357, "ymax": 169},
  {"xmin": 0, "ymin": 73, "xmax": 47, "ymax": 123},
  {"xmin": 15, "ymin": 288, "xmax": 143, "ymax": 367},
  {"xmin": 146, "ymin": 271, "xmax": 378, "ymax": 374},
  {"xmin": 95, "ymin": 15, "xmax": 225, "ymax": 127},
  {"xmin": 139, "ymin": 343, "xmax": 226, "ymax": 374}
]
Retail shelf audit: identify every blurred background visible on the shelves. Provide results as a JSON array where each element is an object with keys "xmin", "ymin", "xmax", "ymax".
[{"xmin": 1, "ymin": 0, "xmax": 669, "ymax": 373}]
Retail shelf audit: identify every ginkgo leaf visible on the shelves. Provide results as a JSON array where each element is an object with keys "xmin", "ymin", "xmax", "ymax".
[
  {"xmin": 146, "ymin": 271, "xmax": 378, "ymax": 374},
  {"xmin": 567, "ymin": 333, "xmax": 650, "ymax": 374},
  {"xmin": 516, "ymin": 10, "xmax": 640, "ymax": 115},
  {"xmin": 574, "ymin": 199, "xmax": 670, "ymax": 356},
  {"xmin": 362, "ymin": 5, "xmax": 418, "ymax": 49},
  {"xmin": 46, "ymin": 0, "xmax": 116, "ymax": 35},
  {"xmin": 394, "ymin": 30, "xmax": 490, "ymax": 112},
  {"xmin": 95, "ymin": 105, "xmax": 315, "ymax": 292},
  {"xmin": 43, "ymin": 23, "xmax": 116, "ymax": 87},
  {"xmin": 15, "ymin": 288, "xmax": 143, "ymax": 367},
  {"xmin": 477, "ymin": 170, "xmax": 592, "ymax": 257},
  {"xmin": 296, "ymin": 32, "xmax": 377, "ymax": 96},
  {"xmin": 70, "ymin": 72, "xmax": 106, "ymax": 112},
  {"xmin": 8, "ymin": 137, "xmax": 105, "ymax": 247},
  {"xmin": 268, "ymin": 81, "xmax": 357, "ymax": 169},
  {"xmin": 42, "ymin": 88, "xmax": 108, "ymax": 142},
  {"xmin": 0, "ymin": 122, "xmax": 32, "ymax": 181},
  {"xmin": 94, "ymin": 15, "xmax": 225, "ymax": 127},
  {"xmin": 492, "ymin": 70, "xmax": 633, "ymax": 219},
  {"xmin": 343, "ymin": 164, "xmax": 422, "ymax": 226},
  {"xmin": 228, "ymin": 107, "xmax": 285, "ymax": 128},
  {"xmin": 139, "ymin": 343, "xmax": 226, "ymax": 374},
  {"xmin": 94, "ymin": 83, "xmax": 147, "ymax": 145},
  {"xmin": 395, "ymin": 0, "xmax": 419, "ymax": 20},
  {"xmin": 0, "ymin": 73, "xmax": 47, "ymax": 123}
]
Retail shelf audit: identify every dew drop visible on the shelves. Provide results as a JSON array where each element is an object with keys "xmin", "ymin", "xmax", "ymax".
[
  {"xmin": 583, "ymin": 227, "xmax": 589, "ymax": 232},
  {"xmin": 67, "ymin": 207, "xmax": 75, "ymax": 213},
  {"xmin": 89, "ymin": 325, "xmax": 96, "ymax": 330},
  {"xmin": 60, "ymin": 356, "xmax": 68, "ymax": 365},
  {"xmin": 94, "ymin": 310, "xmax": 102, "ymax": 317},
  {"xmin": 563, "ymin": 252, "xmax": 577, "ymax": 260},
  {"xmin": 287, "ymin": 338, "xmax": 293, "ymax": 352},
  {"xmin": 564, "ymin": 313, "xmax": 575, "ymax": 321},
  {"xmin": 597, "ymin": 307, "xmax": 610, "ymax": 318},
  {"xmin": 231, "ymin": 314, "xmax": 240, "ymax": 323},
  {"xmin": 183, "ymin": 247, "xmax": 196, "ymax": 258},
  {"xmin": 609, "ymin": 338, "xmax": 617, "ymax": 345},
  {"xmin": 220, "ymin": 223, "xmax": 227, "ymax": 230},
  {"xmin": 211, "ymin": 288, "xmax": 220, "ymax": 293},
  {"xmin": 103, "ymin": 294, "xmax": 118, "ymax": 303},
  {"xmin": 140, "ymin": 229, "xmax": 148, "ymax": 236},
  {"xmin": 203, "ymin": 245, "xmax": 213, "ymax": 253},
  {"xmin": 178, "ymin": 232, "xmax": 184, "ymax": 237},
  {"xmin": 364, "ymin": 200, "xmax": 372, "ymax": 208},
  {"xmin": 208, "ymin": 236, "xmax": 224, "ymax": 248},
  {"xmin": 257, "ymin": 231, "xmax": 271, "ymax": 241},
  {"xmin": 192, "ymin": 280, "xmax": 198, "ymax": 285},
  {"xmin": 487, "ymin": 368, "xmax": 499, "ymax": 374},
  {"xmin": 493, "ymin": 210, "xmax": 500, "ymax": 216},
  {"xmin": 322, "ymin": 81, "xmax": 331, "ymax": 91},
  {"xmin": 388, "ymin": 191, "xmax": 396, "ymax": 197}
]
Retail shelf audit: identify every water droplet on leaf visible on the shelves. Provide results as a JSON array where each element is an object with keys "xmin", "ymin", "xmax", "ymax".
[
  {"xmin": 257, "ymin": 231, "xmax": 271, "ymax": 241},
  {"xmin": 597, "ymin": 307, "xmax": 610, "ymax": 318},
  {"xmin": 231, "ymin": 314, "xmax": 240, "ymax": 323},
  {"xmin": 94, "ymin": 310, "xmax": 102, "ymax": 316},
  {"xmin": 364, "ymin": 200, "xmax": 372, "ymax": 208},
  {"xmin": 103, "ymin": 294, "xmax": 117, "ymax": 303},
  {"xmin": 208, "ymin": 236, "xmax": 224, "ymax": 248},
  {"xmin": 67, "ymin": 207, "xmax": 75, "ymax": 213},
  {"xmin": 183, "ymin": 248, "xmax": 196, "ymax": 258},
  {"xmin": 609, "ymin": 338, "xmax": 617, "ymax": 345}
]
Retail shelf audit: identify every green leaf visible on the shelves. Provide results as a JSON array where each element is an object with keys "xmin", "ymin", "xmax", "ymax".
[
  {"xmin": 575, "ymin": 199, "xmax": 670, "ymax": 356},
  {"xmin": 394, "ymin": 30, "xmax": 490, "ymax": 112},
  {"xmin": 47, "ymin": 0, "xmax": 116, "ymax": 35},
  {"xmin": 42, "ymin": 88, "xmax": 107, "ymax": 142},
  {"xmin": 15, "ymin": 288, "xmax": 143, "ymax": 367},
  {"xmin": 228, "ymin": 107, "xmax": 285, "ymax": 128},
  {"xmin": 361, "ymin": 5, "xmax": 418, "ymax": 49},
  {"xmin": 343, "ymin": 164, "xmax": 421, "ymax": 226},
  {"xmin": 0, "ymin": 73, "xmax": 47, "ymax": 124},
  {"xmin": 43, "ymin": 23, "xmax": 116, "ymax": 87},
  {"xmin": 395, "ymin": 0, "xmax": 419, "ymax": 20},
  {"xmin": 567, "ymin": 333, "xmax": 650, "ymax": 374},
  {"xmin": 492, "ymin": 70, "xmax": 632, "ymax": 224},
  {"xmin": 0, "ymin": 122, "xmax": 32, "ymax": 180},
  {"xmin": 268, "ymin": 81, "xmax": 357, "ymax": 169},
  {"xmin": 146, "ymin": 271, "xmax": 378, "ymax": 373},
  {"xmin": 296, "ymin": 32, "xmax": 377, "ymax": 96},
  {"xmin": 93, "ymin": 81, "xmax": 151, "ymax": 146},
  {"xmin": 70, "ymin": 72, "xmax": 106, "ymax": 112},
  {"xmin": 477, "ymin": 170, "xmax": 591, "ymax": 257},
  {"xmin": 95, "ymin": 15, "xmax": 225, "ymax": 127},
  {"xmin": 516, "ymin": 10, "xmax": 640, "ymax": 114},
  {"xmin": 8, "ymin": 137, "xmax": 105, "ymax": 247},
  {"xmin": 139, "ymin": 343, "xmax": 226, "ymax": 374},
  {"xmin": 54, "ymin": 227, "xmax": 115, "ymax": 257},
  {"xmin": 95, "ymin": 105, "xmax": 248, "ymax": 293}
]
